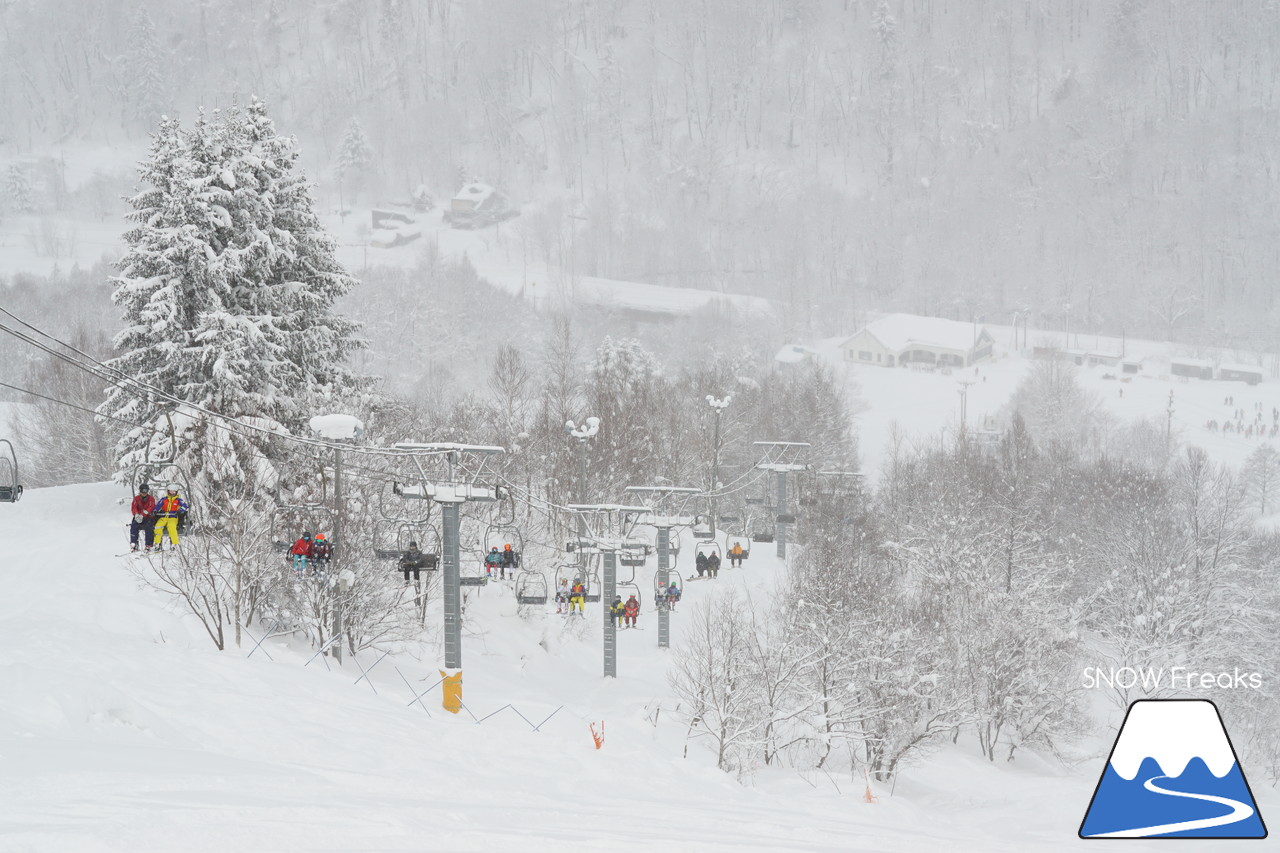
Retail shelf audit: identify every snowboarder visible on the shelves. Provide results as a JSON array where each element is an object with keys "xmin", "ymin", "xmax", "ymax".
[
  {"xmin": 129, "ymin": 483, "xmax": 156, "ymax": 552},
  {"xmin": 707, "ymin": 551, "xmax": 721, "ymax": 578},
  {"xmin": 555, "ymin": 577, "xmax": 570, "ymax": 614},
  {"xmin": 399, "ymin": 540, "xmax": 431, "ymax": 586},
  {"xmin": 569, "ymin": 578, "xmax": 587, "ymax": 615},
  {"xmin": 152, "ymin": 484, "xmax": 188, "ymax": 551},
  {"xmin": 728, "ymin": 542, "xmax": 745, "ymax": 568},
  {"xmin": 624, "ymin": 594, "xmax": 640, "ymax": 628},
  {"xmin": 695, "ymin": 551, "xmax": 708, "ymax": 578},
  {"xmin": 501, "ymin": 543, "xmax": 519, "ymax": 579},
  {"xmin": 290, "ymin": 532, "xmax": 313, "ymax": 576},
  {"xmin": 483, "ymin": 546, "xmax": 503, "ymax": 579},
  {"xmin": 610, "ymin": 595, "xmax": 625, "ymax": 627}
]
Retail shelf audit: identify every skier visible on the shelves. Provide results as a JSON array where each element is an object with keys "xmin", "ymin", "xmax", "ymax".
[
  {"xmin": 501, "ymin": 543, "xmax": 519, "ymax": 579},
  {"xmin": 707, "ymin": 551, "xmax": 721, "ymax": 578},
  {"xmin": 483, "ymin": 546, "xmax": 503, "ymax": 579},
  {"xmin": 667, "ymin": 582, "xmax": 681, "ymax": 611},
  {"xmin": 695, "ymin": 551, "xmax": 708, "ymax": 578},
  {"xmin": 152, "ymin": 484, "xmax": 188, "ymax": 551},
  {"xmin": 555, "ymin": 577, "xmax": 570, "ymax": 614},
  {"xmin": 623, "ymin": 594, "xmax": 640, "ymax": 628},
  {"xmin": 610, "ymin": 595, "xmax": 625, "ymax": 627},
  {"xmin": 569, "ymin": 578, "xmax": 587, "ymax": 615},
  {"xmin": 728, "ymin": 542, "xmax": 745, "ymax": 568},
  {"xmin": 399, "ymin": 540, "xmax": 431, "ymax": 586},
  {"xmin": 289, "ymin": 532, "xmax": 313, "ymax": 576},
  {"xmin": 311, "ymin": 533, "xmax": 333, "ymax": 576},
  {"xmin": 129, "ymin": 483, "xmax": 156, "ymax": 552}
]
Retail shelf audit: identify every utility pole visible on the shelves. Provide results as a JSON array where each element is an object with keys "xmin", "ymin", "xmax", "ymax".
[
  {"xmin": 1166, "ymin": 391, "xmax": 1175, "ymax": 452},
  {"xmin": 705, "ymin": 395, "xmax": 731, "ymax": 538},
  {"xmin": 775, "ymin": 470, "xmax": 788, "ymax": 559},
  {"xmin": 309, "ymin": 415, "xmax": 365, "ymax": 666}
]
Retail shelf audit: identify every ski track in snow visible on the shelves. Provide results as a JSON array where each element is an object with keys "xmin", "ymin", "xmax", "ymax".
[{"xmin": 1084, "ymin": 775, "xmax": 1255, "ymax": 838}]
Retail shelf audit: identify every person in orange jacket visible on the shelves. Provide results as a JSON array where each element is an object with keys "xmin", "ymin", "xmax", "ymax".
[{"xmin": 623, "ymin": 594, "xmax": 640, "ymax": 628}]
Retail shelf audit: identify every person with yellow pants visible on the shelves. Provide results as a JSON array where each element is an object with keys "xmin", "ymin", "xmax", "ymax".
[
  {"xmin": 153, "ymin": 484, "xmax": 188, "ymax": 551},
  {"xmin": 569, "ymin": 579, "xmax": 587, "ymax": 616}
]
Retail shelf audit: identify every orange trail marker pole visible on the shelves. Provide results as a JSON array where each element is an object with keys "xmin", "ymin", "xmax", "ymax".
[{"xmin": 590, "ymin": 721, "xmax": 604, "ymax": 749}]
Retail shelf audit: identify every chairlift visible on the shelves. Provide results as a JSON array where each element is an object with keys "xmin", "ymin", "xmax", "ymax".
[
  {"xmin": 653, "ymin": 567, "xmax": 681, "ymax": 609},
  {"xmin": 271, "ymin": 504, "xmax": 335, "ymax": 551},
  {"xmin": 374, "ymin": 520, "xmax": 439, "ymax": 561},
  {"xmin": 694, "ymin": 540, "xmax": 722, "ymax": 561},
  {"xmin": 618, "ymin": 534, "xmax": 652, "ymax": 567},
  {"xmin": 0, "ymin": 439, "xmax": 23, "ymax": 503},
  {"xmin": 691, "ymin": 514, "xmax": 714, "ymax": 540},
  {"xmin": 726, "ymin": 535, "xmax": 751, "ymax": 560},
  {"xmin": 482, "ymin": 522, "xmax": 525, "ymax": 568},
  {"xmin": 515, "ymin": 571, "xmax": 549, "ymax": 605},
  {"xmin": 460, "ymin": 559, "xmax": 489, "ymax": 586},
  {"xmin": 614, "ymin": 580, "xmax": 642, "ymax": 618},
  {"xmin": 491, "ymin": 491, "xmax": 516, "ymax": 526},
  {"xmin": 378, "ymin": 482, "xmax": 431, "ymax": 523},
  {"xmin": 573, "ymin": 569, "xmax": 602, "ymax": 603}
]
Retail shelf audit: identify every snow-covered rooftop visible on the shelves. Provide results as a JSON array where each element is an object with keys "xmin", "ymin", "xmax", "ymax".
[
  {"xmin": 774, "ymin": 343, "xmax": 815, "ymax": 364},
  {"xmin": 453, "ymin": 183, "xmax": 495, "ymax": 205},
  {"xmin": 1218, "ymin": 362, "xmax": 1265, "ymax": 375},
  {"xmin": 1171, "ymin": 357, "xmax": 1214, "ymax": 369},
  {"xmin": 854, "ymin": 313, "xmax": 988, "ymax": 353},
  {"xmin": 309, "ymin": 414, "xmax": 365, "ymax": 440}
]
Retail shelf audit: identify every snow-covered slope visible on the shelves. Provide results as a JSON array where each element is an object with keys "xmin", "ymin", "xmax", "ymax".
[{"xmin": 0, "ymin": 483, "xmax": 1269, "ymax": 851}]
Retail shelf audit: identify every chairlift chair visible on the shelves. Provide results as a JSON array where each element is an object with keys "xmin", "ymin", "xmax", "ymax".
[
  {"xmin": 653, "ymin": 567, "xmax": 681, "ymax": 608},
  {"xmin": 374, "ymin": 520, "xmax": 440, "ymax": 561},
  {"xmin": 378, "ymin": 482, "xmax": 431, "ymax": 523},
  {"xmin": 726, "ymin": 535, "xmax": 751, "ymax": 560},
  {"xmin": 691, "ymin": 514, "xmax": 715, "ymax": 540},
  {"xmin": 615, "ymin": 580, "xmax": 642, "ymax": 619},
  {"xmin": 460, "ymin": 559, "xmax": 489, "ymax": 586},
  {"xmin": 573, "ymin": 570, "xmax": 602, "ymax": 603},
  {"xmin": 618, "ymin": 534, "xmax": 652, "ymax": 567},
  {"xmin": 483, "ymin": 523, "xmax": 525, "ymax": 568},
  {"xmin": 515, "ymin": 571, "xmax": 549, "ymax": 605},
  {"xmin": 271, "ymin": 504, "xmax": 335, "ymax": 551},
  {"xmin": 0, "ymin": 440, "xmax": 23, "ymax": 503},
  {"xmin": 694, "ymin": 540, "xmax": 721, "ymax": 561}
]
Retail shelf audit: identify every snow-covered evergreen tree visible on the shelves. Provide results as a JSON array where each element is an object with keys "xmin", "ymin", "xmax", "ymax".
[
  {"xmin": 5, "ymin": 164, "xmax": 34, "ymax": 214},
  {"xmin": 334, "ymin": 117, "xmax": 374, "ymax": 211},
  {"xmin": 99, "ymin": 100, "xmax": 364, "ymax": 512},
  {"xmin": 124, "ymin": 8, "xmax": 168, "ymax": 132}
]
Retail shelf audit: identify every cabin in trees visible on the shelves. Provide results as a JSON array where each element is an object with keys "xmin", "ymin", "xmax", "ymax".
[
  {"xmin": 444, "ymin": 182, "xmax": 517, "ymax": 229},
  {"xmin": 841, "ymin": 314, "xmax": 994, "ymax": 368}
]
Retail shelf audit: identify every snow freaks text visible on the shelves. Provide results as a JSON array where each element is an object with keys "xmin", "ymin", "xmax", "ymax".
[{"xmin": 1082, "ymin": 667, "xmax": 1263, "ymax": 691}]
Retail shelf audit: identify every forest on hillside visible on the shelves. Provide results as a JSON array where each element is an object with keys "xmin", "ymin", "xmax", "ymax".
[{"xmin": 2, "ymin": 0, "xmax": 1278, "ymax": 345}]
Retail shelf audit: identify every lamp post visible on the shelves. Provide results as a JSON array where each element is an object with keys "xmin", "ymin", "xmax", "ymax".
[
  {"xmin": 705, "ymin": 395, "xmax": 731, "ymax": 537},
  {"xmin": 566, "ymin": 417, "xmax": 600, "ymax": 537}
]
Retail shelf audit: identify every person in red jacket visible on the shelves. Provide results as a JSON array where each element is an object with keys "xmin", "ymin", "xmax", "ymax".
[
  {"xmin": 129, "ymin": 483, "xmax": 157, "ymax": 552},
  {"xmin": 290, "ymin": 532, "xmax": 313, "ymax": 576},
  {"xmin": 623, "ymin": 594, "xmax": 640, "ymax": 628}
]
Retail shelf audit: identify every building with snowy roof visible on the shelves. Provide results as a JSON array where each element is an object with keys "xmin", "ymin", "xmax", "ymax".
[
  {"xmin": 1170, "ymin": 357, "xmax": 1214, "ymax": 380},
  {"xmin": 840, "ymin": 314, "xmax": 993, "ymax": 369},
  {"xmin": 445, "ymin": 182, "xmax": 517, "ymax": 229},
  {"xmin": 774, "ymin": 343, "xmax": 817, "ymax": 369},
  {"xmin": 1217, "ymin": 362, "xmax": 1265, "ymax": 385}
]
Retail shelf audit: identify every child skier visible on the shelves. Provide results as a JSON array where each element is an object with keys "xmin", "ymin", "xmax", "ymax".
[
  {"xmin": 129, "ymin": 483, "xmax": 156, "ymax": 552},
  {"xmin": 483, "ymin": 547, "xmax": 503, "ymax": 579},
  {"xmin": 610, "ymin": 595, "xmax": 625, "ymax": 627},
  {"xmin": 570, "ymin": 578, "xmax": 587, "ymax": 615},
  {"xmin": 152, "ymin": 485, "xmax": 188, "ymax": 551},
  {"xmin": 667, "ymin": 582, "xmax": 681, "ymax": 611},
  {"xmin": 290, "ymin": 532, "xmax": 313, "ymax": 576},
  {"xmin": 623, "ymin": 594, "xmax": 640, "ymax": 628},
  {"xmin": 555, "ymin": 578, "xmax": 570, "ymax": 614}
]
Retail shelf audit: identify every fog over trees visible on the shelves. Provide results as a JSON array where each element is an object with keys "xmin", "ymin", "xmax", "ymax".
[{"xmin": 2, "ymin": 0, "xmax": 1277, "ymax": 344}]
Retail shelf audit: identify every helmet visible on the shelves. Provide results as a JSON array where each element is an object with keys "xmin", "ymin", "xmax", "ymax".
[
  {"xmin": 138, "ymin": 484, "xmax": 150, "ymax": 493},
  {"xmin": 167, "ymin": 483, "xmax": 180, "ymax": 492},
  {"xmin": 490, "ymin": 546, "xmax": 499, "ymax": 552},
  {"xmin": 302, "ymin": 531, "xmax": 312, "ymax": 539},
  {"xmin": 504, "ymin": 543, "xmax": 512, "ymax": 550},
  {"xmin": 408, "ymin": 541, "xmax": 419, "ymax": 549},
  {"xmin": 315, "ymin": 534, "xmax": 325, "ymax": 541}
]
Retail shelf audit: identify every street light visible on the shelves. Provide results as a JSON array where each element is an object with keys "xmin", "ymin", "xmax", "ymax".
[
  {"xmin": 705, "ymin": 395, "xmax": 731, "ymax": 537},
  {"xmin": 566, "ymin": 417, "xmax": 601, "ymax": 535}
]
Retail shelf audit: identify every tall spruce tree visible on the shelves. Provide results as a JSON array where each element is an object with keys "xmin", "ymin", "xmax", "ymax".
[
  {"xmin": 99, "ymin": 99, "xmax": 364, "ymax": 511},
  {"xmin": 334, "ymin": 117, "xmax": 374, "ymax": 212}
]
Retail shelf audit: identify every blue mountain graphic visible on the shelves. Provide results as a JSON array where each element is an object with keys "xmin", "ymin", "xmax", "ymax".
[{"xmin": 1081, "ymin": 756, "xmax": 1266, "ymax": 838}]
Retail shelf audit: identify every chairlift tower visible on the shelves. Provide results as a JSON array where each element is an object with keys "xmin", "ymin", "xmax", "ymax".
[
  {"xmin": 704, "ymin": 395, "xmax": 731, "ymax": 537},
  {"xmin": 567, "ymin": 503, "xmax": 651, "ymax": 677},
  {"xmin": 309, "ymin": 415, "xmax": 365, "ymax": 665},
  {"xmin": 754, "ymin": 441, "xmax": 811, "ymax": 559},
  {"xmin": 625, "ymin": 485, "xmax": 700, "ymax": 649},
  {"xmin": 393, "ymin": 442, "xmax": 505, "ymax": 712}
]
